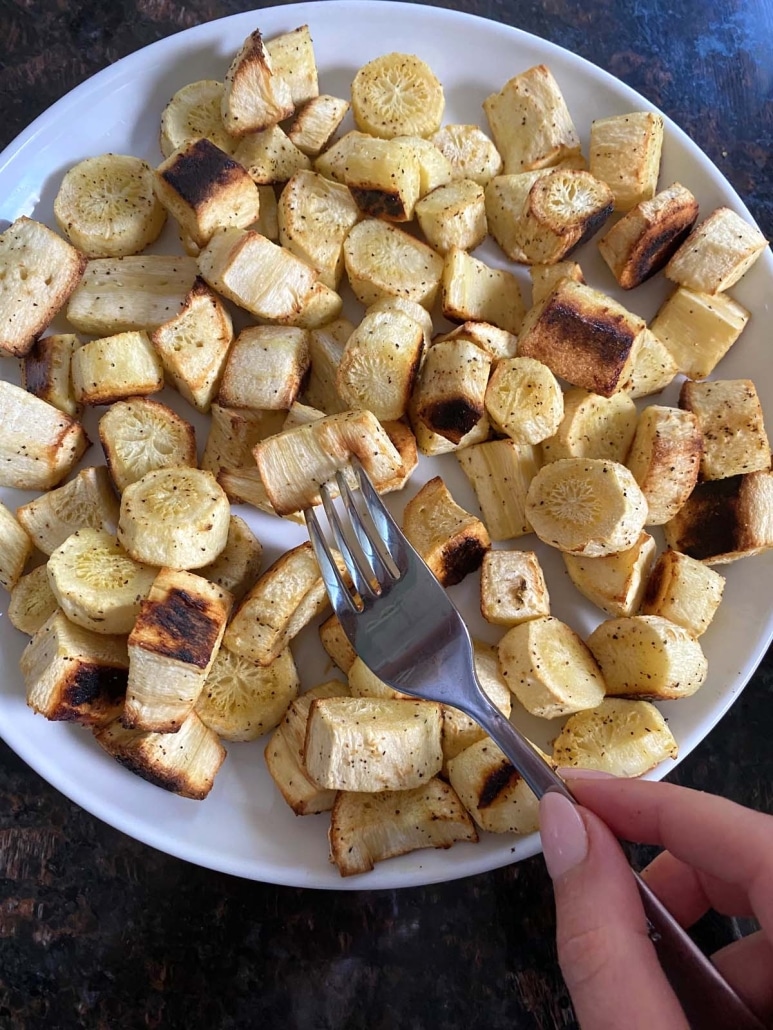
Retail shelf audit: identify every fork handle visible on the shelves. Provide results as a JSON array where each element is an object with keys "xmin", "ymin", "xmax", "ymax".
[{"xmin": 470, "ymin": 699, "xmax": 766, "ymax": 1030}]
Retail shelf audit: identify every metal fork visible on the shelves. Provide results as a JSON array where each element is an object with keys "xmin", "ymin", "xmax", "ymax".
[{"xmin": 305, "ymin": 459, "xmax": 764, "ymax": 1030}]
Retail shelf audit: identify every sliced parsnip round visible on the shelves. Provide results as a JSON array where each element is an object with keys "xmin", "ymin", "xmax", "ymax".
[
  {"xmin": 525, "ymin": 457, "xmax": 648, "ymax": 556},
  {"xmin": 351, "ymin": 52, "xmax": 444, "ymax": 139},
  {"xmin": 117, "ymin": 467, "xmax": 230, "ymax": 569},
  {"xmin": 552, "ymin": 698, "xmax": 678, "ymax": 776},
  {"xmin": 431, "ymin": 123, "xmax": 503, "ymax": 186},
  {"xmin": 484, "ymin": 356, "xmax": 563, "ymax": 445},
  {"xmin": 47, "ymin": 528, "xmax": 157, "ymax": 634},
  {"xmin": 160, "ymin": 79, "xmax": 238, "ymax": 158}
]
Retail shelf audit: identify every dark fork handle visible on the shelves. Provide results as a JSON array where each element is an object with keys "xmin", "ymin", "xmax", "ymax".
[{"xmin": 470, "ymin": 697, "xmax": 766, "ymax": 1030}]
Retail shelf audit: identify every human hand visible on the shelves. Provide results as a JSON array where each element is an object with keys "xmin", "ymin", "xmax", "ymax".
[{"xmin": 539, "ymin": 773, "xmax": 773, "ymax": 1030}]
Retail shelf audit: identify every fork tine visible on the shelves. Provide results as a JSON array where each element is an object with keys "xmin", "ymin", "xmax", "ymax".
[
  {"xmin": 304, "ymin": 506, "xmax": 360, "ymax": 616},
  {"xmin": 335, "ymin": 468, "xmax": 399, "ymax": 583},
  {"xmin": 319, "ymin": 481, "xmax": 380, "ymax": 600},
  {"xmin": 351, "ymin": 458, "xmax": 410, "ymax": 572}
]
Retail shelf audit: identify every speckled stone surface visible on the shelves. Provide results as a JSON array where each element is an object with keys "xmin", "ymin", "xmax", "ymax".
[{"xmin": 1, "ymin": 1, "xmax": 772, "ymax": 1027}]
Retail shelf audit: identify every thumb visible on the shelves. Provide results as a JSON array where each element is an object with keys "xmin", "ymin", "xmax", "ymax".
[{"xmin": 539, "ymin": 791, "xmax": 688, "ymax": 1030}]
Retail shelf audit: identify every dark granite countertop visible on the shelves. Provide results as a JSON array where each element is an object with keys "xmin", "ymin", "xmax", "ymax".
[{"xmin": 1, "ymin": 1, "xmax": 772, "ymax": 1027}]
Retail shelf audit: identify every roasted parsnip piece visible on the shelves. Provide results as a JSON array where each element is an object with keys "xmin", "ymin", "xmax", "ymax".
[
  {"xmin": 441, "ymin": 247, "xmax": 526, "ymax": 334},
  {"xmin": 431, "ymin": 123, "xmax": 503, "ymax": 185},
  {"xmin": 66, "ymin": 255, "xmax": 198, "ymax": 336},
  {"xmin": 440, "ymin": 642, "xmax": 512, "ymax": 767},
  {"xmin": 393, "ymin": 135, "xmax": 454, "ymax": 195},
  {"xmin": 482, "ymin": 64, "xmax": 581, "ymax": 173},
  {"xmin": 22, "ymin": 333, "xmax": 82, "ymax": 417},
  {"xmin": 587, "ymin": 614, "xmax": 708, "ymax": 700},
  {"xmin": 411, "ymin": 336, "xmax": 491, "ymax": 445},
  {"xmin": 589, "ymin": 112, "xmax": 664, "ymax": 212},
  {"xmin": 314, "ymin": 129, "xmax": 371, "ymax": 182},
  {"xmin": 287, "ymin": 94, "xmax": 350, "ymax": 156},
  {"xmin": 679, "ymin": 379, "xmax": 771, "ymax": 481},
  {"xmin": 457, "ymin": 439, "xmax": 541, "ymax": 541},
  {"xmin": 224, "ymin": 542, "xmax": 334, "ymax": 666},
  {"xmin": 623, "ymin": 327, "xmax": 679, "ymax": 399},
  {"xmin": 498, "ymin": 615, "xmax": 606, "ymax": 718},
  {"xmin": 343, "ymin": 137, "xmax": 421, "ymax": 222},
  {"xmin": 160, "ymin": 79, "xmax": 237, "ymax": 158},
  {"xmin": 118, "ymin": 467, "xmax": 230, "ymax": 569},
  {"xmin": 479, "ymin": 549, "xmax": 550, "ymax": 626},
  {"xmin": 626, "ymin": 405, "xmax": 703, "ymax": 525},
  {"xmin": 198, "ymin": 515, "xmax": 262, "ymax": 603},
  {"xmin": 95, "ymin": 711, "xmax": 226, "ymax": 800},
  {"xmin": 17, "ymin": 466, "xmax": 119, "ymax": 556},
  {"xmin": 485, "ymin": 169, "xmax": 613, "ymax": 265},
  {"xmin": 98, "ymin": 396, "xmax": 197, "ymax": 493},
  {"xmin": 22, "ymin": 611, "xmax": 128, "ymax": 727},
  {"xmin": 8, "ymin": 565, "xmax": 58, "ymax": 636},
  {"xmin": 330, "ymin": 779, "xmax": 477, "ymax": 877},
  {"xmin": 552, "ymin": 698, "xmax": 678, "ymax": 776},
  {"xmin": 218, "ymin": 325, "xmax": 309, "ymax": 411},
  {"xmin": 319, "ymin": 614, "xmax": 357, "ymax": 674},
  {"xmin": 541, "ymin": 388, "xmax": 638, "ymax": 464},
  {"xmin": 641, "ymin": 549, "xmax": 725, "ymax": 637},
  {"xmin": 563, "ymin": 531, "xmax": 657, "ymax": 618},
  {"xmin": 525, "ymin": 458, "xmax": 648, "ymax": 557},
  {"xmin": 302, "ymin": 317, "xmax": 354, "ymax": 414},
  {"xmin": 663, "ymin": 471, "xmax": 773, "ymax": 564},
  {"xmin": 484, "ymin": 357, "xmax": 563, "ymax": 445},
  {"xmin": 0, "ymin": 216, "xmax": 86, "ymax": 357},
  {"xmin": 350, "ymin": 52, "xmax": 444, "ymax": 138},
  {"xmin": 598, "ymin": 182, "xmax": 699, "ymax": 289},
  {"xmin": 0, "ymin": 503, "xmax": 32, "ymax": 591},
  {"xmin": 414, "ymin": 179, "xmax": 487, "ymax": 253},
  {"xmin": 195, "ymin": 645, "xmax": 298, "ymax": 742},
  {"xmin": 123, "ymin": 568, "xmax": 232, "ymax": 733},
  {"xmin": 649, "ymin": 287, "xmax": 749, "ymax": 380},
  {"xmin": 221, "ymin": 28, "xmax": 294, "ymax": 136},
  {"xmin": 434, "ymin": 320, "xmax": 518, "ymax": 361},
  {"xmin": 265, "ymin": 23, "xmax": 318, "ymax": 107},
  {"xmin": 0, "ymin": 381, "xmax": 88, "ymax": 490},
  {"xmin": 344, "ymin": 218, "xmax": 444, "ymax": 309},
  {"xmin": 233, "ymin": 125, "xmax": 312, "ymax": 184},
  {"xmin": 665, "ymin": 206, "xmax": 768, "ymax": 294},
  {"xmin": 303, "ymin": 697, "xmax": 443, "ymax": 792},
  {"xmin": 72, "ymin": 331, "xmax": 164, "ymax": 405},
  {"xmin": 402, "ymin": 476, "xmax": 491, "ymax": 586},
  {"xmin": 201, "ymin": 403, "xmax": 286, "ymax": 489},
  {"xmin": 529, "ymin": 260, "xmax": 584, "ymax": 305}
]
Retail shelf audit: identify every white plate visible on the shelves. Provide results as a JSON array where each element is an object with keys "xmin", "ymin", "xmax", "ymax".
[{"xmin": 1, "ymin": 1, "xmax": 771, "ymax": 889}]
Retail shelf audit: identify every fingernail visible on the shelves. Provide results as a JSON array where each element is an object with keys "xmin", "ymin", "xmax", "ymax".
[
  {"xmin": 539, "ymin": 792, "xmax": 588, "ymax": 881},
  {"xmin": 557, "ymin": 767, "xmax": 616, "ymax": 780}
]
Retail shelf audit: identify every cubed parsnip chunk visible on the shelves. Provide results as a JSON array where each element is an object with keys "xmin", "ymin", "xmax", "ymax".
[
  {"xmin": 95, "ymin": 711, "xmax": 226, "ymax": 800},
  {"xmin": 434, "ymin": 320, "xmax": 518, "ymax": 361},
  {"xmin": 343, "ymin": 137, "xmax": 421, "ymax": 222},
  {"xmin": 679, "ymin": 379, "xmax": 771, "ymax": 481},
  {"xmin": 479, "ymin": 550, "xmax": 550, "ymax": 626},
  {"xmin": 411, "ymin": 337, "xmax": 491, "ymax": 446},
  {"xmin": 118, "ymin": 467, "xmax": 230, "ymax": 570},
  {"xmin": 123, "ymin": 569, "xmax": 232, "ymax": 733},
  {"xmin": 498, "ymin": 615, "xmax": 606, "ymax": 718},
  {"xmin": 195, "ymin": 645, "xmax": 298, "ymax": 741},
  {"xmin": 598, "ymin": 182, "xmax": 699, "ymax": 289},
  {"xmin": 201, "ymin": 404, "xmax": 287, "ymax": 488},
  {"xmin": 22, "ymin": 333, "xmax": 82, "ymax": 417},
  {"xmin": 663, "ymin": 471, "xmax": 773, "ymax": 564},
  {"xmin": 431, "ymin": 123, "xmax": 503, "ymax": 186},
  {"xmin": 483, "ymin": 65, "xmax": 581, "ymax": 173},
  {"xmin": 224, "ymin": 542, "xmax": 332, "ymax": 666},
  {"xmin": 402, "ymin": 476, "xmax": 490, "ymax": 586},
  {"xmin": 485, "ymin": 169, "xmax": 612, "ymax": 265},
  {"xmin": 265, "ymin": 24, "xmax": 318, "ymax": 107},
  {"xmin": 526, "ymin": 459, "xmax": 648, "ymax": 557},
  {"xmin": 17, "ymin": 466, "xmax": 119, "ymax": 556},
  {"xmin": 448, "ymin": 738, "xmax": 552, "ymax": 834},
  {"xmin": 441, "ymin": 247, "xmax": 526, "ymax": 334},
  {"xmin": 336, "ymin": 308, "xmax": 424, "ymax": 421},
  {"xmin": 265, "ymin": 680, "xmax": 350, "ymax": 816},
  {"xmin": 649, "ymin": 287, "xmax": 749, "ymax": 380},
  {"xmin": 552, "ymin": 698, "xmax": 678, "ymax": 776},
  {"xmin": 8, "ymin": 565, "xmax": 58, "ymax": 636},
  {"xmin": 665, "ymin": 207, "xmax": 768, "ymax": 294},
  {"xmin": 519, "ymin": 280, "xmax": 646, "ymax": 397},
  {"xmin": 159, "ymin": 79, "xmax": 238, "ymax": 159},
  {"xmin": 541, "ymin": 388, "xmax": 638, "ymax": 464},
  {"xmin": 414, "ymin": 179, "xmax": 487, "ymax": 253},
  {"xmin": 0, "ymin": 503, "xmax": 32, "ymax": 591},
  {"xmin": 530, "ymin": 260, "xmax": 585, "ymax": 305},
  {"xmin": 589, "ymin": 112, "xmax": 664, "ymax": 212},
  {"xmin": 485, "ymin": 357, "xmax": 563, "ymax": 445},
  {"xmin": 155, "ymin": 138, "xmax": 261, "ymax": 249},
  {"xmin": 287, "ymin": 94, "xmax": 350, "ymax": 156},
  {"xmin": 563, "ymin": 531, "xmax": 657, "ymax": 618},
  {"xmin": 221, "ymin": 29, "xmax": 294, "ymax": 136},
  {"xmin": 441, "ymin": 641, "xmax": 513, "ymax": 767},
  {"xmin": 319, "ymin": 614, "xmax": 357, "ymax": 674},
  {"xmin": 197, "ymin": 516, "xmax": 262, "ymax": 603},
  {"xmin": 393, "ymin": 135, "xmax": 454, "ymax": 196},
  {"xmin": 21, "ymin": 611, "xmax": 128, "ymax": 726},
  {"xmin": 457, "ymin": 439, "xmax": 541, "ymax": 541},
  {"xmin": 72, "ymin": 330, "xmax": 164, "ymax": 405},
  {"xmin": 304, "ymin": 697, "xmax": 443, "ymax": 792},
  {"xmin": 150, "ymin": 277, "xmax": 233, "ymax": 413},
  {"xmin": 66, "ymin": 255, "xmax": 198, "ymax": 336},
  {"xmin": 302, "ymin": 317, "xmax": 354, "ymax": 414},
  {"xmin": 641, "ymin": 549, "xmax": 725, "ymax": 637},
  {"xmin": 233, "ymin": 125, "xmax": 312, "ymax": 184},
  {"xmin": 314, "ymin": 130, "xmax": 371, "ymax": 182},
  {"xmin": 587, "ymin": 614, "xmax": 708, "ymax": 700},
  {"xmin": 623, "ymin": 327, "xmax": 679, "ymax": 399},
  {"xmin": 343, "ymin": 218, "xmax": 444, "ymax": 309},
  {"xmin": 0, "ymin": 381, "xmax": 88, "ymax": 490},
  {"xmin": 625, "ymin": 405, "xmax": 703, "ymax": 525},
  {"xmin": 0, "ymin": 216, "xmax": 86, "ymax": 357},
  {"xmin": 98, "ymin": 397, "xmax": 197, "ymax": 493},
  {"xmin": 277, "ymin": 170, "xmax": 360, "ymax": 289},
  {"xmin": 218, "ymin": 325, "xmax": 309, "ymax": 411},
  {"xmin": 329, "ymin": 779, "xmax": 477, "ymax": 877},
  {"xmin": 253, "ymin": 409, "xmax": 405, "ymax": 516}
]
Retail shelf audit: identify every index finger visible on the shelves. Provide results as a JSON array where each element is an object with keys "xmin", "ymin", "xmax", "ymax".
[{"xmin": 562, "ymin": 775, "xmax": 773, "ymax": 937}]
